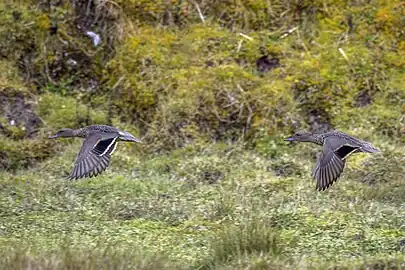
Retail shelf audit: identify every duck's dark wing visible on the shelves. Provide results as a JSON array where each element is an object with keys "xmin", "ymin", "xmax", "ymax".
[
  {"xmin": 312, "ymin": 136, "xmax": 362, "ymax": 191},
  {"xmin": 68, "ymin": 133, "xmax": 118, "ymax": 180}
]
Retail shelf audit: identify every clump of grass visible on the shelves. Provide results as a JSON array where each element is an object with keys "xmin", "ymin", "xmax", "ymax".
[
  {"xmin": 0, "ymin": 60, "xmax": 26, "ymax": 90},
  {"xmin": 198, "ymin": 217, "xmax": 283, "ymax": 269},
  {"xmin": 349, "ymin": 148, "xmax": 405, "ymax": 203},
  {"xmin": 0, "ymin": 245, "xmax": 182, "ymax": 270},
  {"xmin": 0, "ymin": 136, "xmax": 56, "ymax": 170}
]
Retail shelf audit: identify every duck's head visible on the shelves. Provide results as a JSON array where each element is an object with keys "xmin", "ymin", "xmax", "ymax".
[
  {"xmin": 284, "ymin": 131, "xmax": 313, "ymax": 142},
  {"xmin": 48, "ymin": 128, "xmax": 75, "ymax": 139}
]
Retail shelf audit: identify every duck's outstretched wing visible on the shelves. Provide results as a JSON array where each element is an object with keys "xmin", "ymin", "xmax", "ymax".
[
  {"xmin": 68, "ymin": 133, "xmax": 118, "ymax": 180},
  {"xmin": 312, "ymin": 137, "xmax": 361, "ymax": 191}
]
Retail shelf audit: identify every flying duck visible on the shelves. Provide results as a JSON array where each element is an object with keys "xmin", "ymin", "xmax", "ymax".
[
  {"xmin": 284, "ymin": 130, "xmax": 380, "ymax": 191},
  {"xmin": 48, "ymin": 125, "xmax": 141, "ymax": 180}
]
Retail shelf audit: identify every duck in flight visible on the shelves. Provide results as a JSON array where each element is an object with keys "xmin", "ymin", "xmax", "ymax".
[
  {"xmin": 285, "ymin": 130, "xmax": 380, "ymax": 191},
  {"xmin": 48, "ymin": 125, "xmax": 141, "ymax": 180}
]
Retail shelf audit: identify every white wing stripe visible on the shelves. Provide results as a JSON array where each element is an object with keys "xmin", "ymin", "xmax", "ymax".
[
  {"xmin": 100, "ymin": 137, "xmax": 117, "ymax": 156},
  {"xmin": 110, "ymin": 142, "xmax": 118, "ymax": 155}
]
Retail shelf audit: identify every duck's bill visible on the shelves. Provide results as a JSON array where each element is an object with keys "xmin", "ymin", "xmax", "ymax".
[
  {"xmin": 118, "ymin": 131, "xmax": 142, "ymax": 143},
  {"xmin": 48, "ymin": 134, "xmax": 58, "ymax": 139},
  {"xmin": 284, "ymin": 137, "xmax": 294, "ymax": 142}
]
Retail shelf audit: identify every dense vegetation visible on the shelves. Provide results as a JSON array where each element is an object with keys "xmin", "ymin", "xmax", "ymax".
[{"xmin": 0, "ymin": 0, "xmax": 404, "ymax": 269}]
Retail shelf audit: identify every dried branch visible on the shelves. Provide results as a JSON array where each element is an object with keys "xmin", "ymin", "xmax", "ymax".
[
  {"xmin": 239, "ymin": 33, "xmax": 253, "ymax": 41},
  {"xmin": 236, "ymin": 40, "xmax": 243, "ymax": 53},
  {"xmin": 338, "ymin": 48, "xmax": 349, "ymax": 63},
  {"xmin": 281, "ymin": 26, "xmax": 298, "ymax": 39},
  {"xmin": 194, "ymin": 2, "xmax": 205, "ymax": 23}
]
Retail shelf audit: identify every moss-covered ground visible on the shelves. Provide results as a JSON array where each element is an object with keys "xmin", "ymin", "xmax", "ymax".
[
  {"xmin": 0, "ymin": 0, "xmax": 404, "ymax": 269},
  {"xmin": 1, "ymin": 138, "xmax": 405, "ymax": 269}
]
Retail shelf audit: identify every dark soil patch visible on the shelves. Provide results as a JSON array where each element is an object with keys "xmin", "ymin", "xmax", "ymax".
[
  {"xmin": 354, "ymin": 90, "xmax": 372, "ymax": 107},
  {"xmin": 256, "ymin": 55, "xmax": 280, "ymax": 73},
  {"xmin": 0, "ymin": 88, "xmax": 42, "ymax": 138},
  {"xmin": 307, "ymin": 109, "xmax": 333, "ymax": 134}
]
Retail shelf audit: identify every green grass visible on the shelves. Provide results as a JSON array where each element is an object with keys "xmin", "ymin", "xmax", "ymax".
[{"xmin": 1, "ymin": 138, "xmax": 404, "ymax": 269}]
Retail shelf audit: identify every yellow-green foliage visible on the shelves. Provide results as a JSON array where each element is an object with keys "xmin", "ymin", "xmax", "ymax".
[
  {"xmin": 106, "ymin": 25, "xmax": 299, "ymax": 149},
  {"xmin": 0, "ymin": 117, "xmax": 26, "ymax": 139},
  {"xmin": 38, "ymin": 93, "xmax": 107, "ymax": 129},
  {"xmin": 0, "ymin": 136, "xmax": 55, "ymax": 170},
  {"xmin": 0, "ymin": 86, "xmax": 56, "ymax": 169},
  {"xmin": 115, "ymin": 0, "xmax": 168, "ymax": 23},
  {"xmin": 1, "ymin": 0, "xmax": 402, "ymax": 150},
  {"xmin": 0, "ymin": 60, "xmax": 26, "ymax": 90},
  {"xmin": 374, "ymin": 1, "xmax": 404, "ymax": 34},
  {"xmin": 95, "ymin": 0, "xmax": 405, "ymax": 150},
  {"xmin": 0, "ymin": 2, "xmax": 43, "ymax": 61},
  {"xmin": 108, "ymin": 17, "xmax": 403, "ymax": 148}
]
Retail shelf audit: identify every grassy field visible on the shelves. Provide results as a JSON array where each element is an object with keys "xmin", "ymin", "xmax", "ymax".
[
  {"xmin": 1, "ymin": 135, "xmax": 404, "ymax": 269},
  {"xmin": 0, "ymin": 0, "xmax": 404, "ymax": 269}
]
